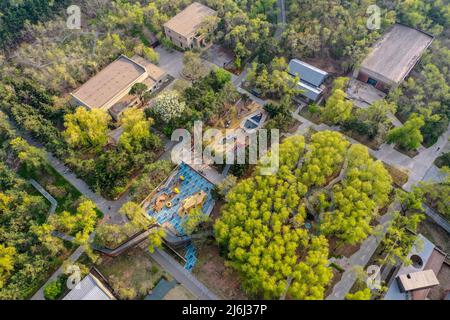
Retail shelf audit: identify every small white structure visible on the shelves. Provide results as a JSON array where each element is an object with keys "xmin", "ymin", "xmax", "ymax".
[{"xmin": 63, "ymin": 273, "xmax": 116, "ymax": 300}]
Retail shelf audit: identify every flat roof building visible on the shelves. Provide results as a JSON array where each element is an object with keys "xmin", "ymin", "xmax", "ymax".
[
  {"xmin": 70, "ymin": 55, "xmax": 168, "ymax": 119},
  {"xmin": 354, "ymin": 24, "xmax": 433, "ymax": 93},
  {"xmin": 163, "ymin": 2, "xmax": 217, "ymax": 50},
  {"xmin": 288, "ymin": 59, "xmax": 328, "ymax": 102}
]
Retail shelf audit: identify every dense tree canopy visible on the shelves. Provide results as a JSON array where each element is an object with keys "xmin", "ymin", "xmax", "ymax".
[
  {"xmin": 215, "ymin": 131, "xmax": 394, "ymax": 298},
  {"xmin": 63, "ymin": 107, "xmax": 111, "ymax": 150},
  {"xmin": 320, "ymin": 144, "xmax": 393, "ymax": 244},
  {"xmin": 387, "ymin": 113, "xmax": 425, "ymax": 150}
]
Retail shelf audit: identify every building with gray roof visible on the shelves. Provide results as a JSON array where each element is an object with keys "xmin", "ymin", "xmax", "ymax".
[
  {"xmin": 63, "ymin": 273, "xmax": 116, "ymax": 300},
  {"xmin": 288, "ymin": 59, "xmax": 328, "ymax": 102}
]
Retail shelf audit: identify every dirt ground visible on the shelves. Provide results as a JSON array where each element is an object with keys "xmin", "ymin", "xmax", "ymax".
[
  {"xmin": 96, "ymin": 248, "xmax": 163, "ymax": 300},
  {"xmin": 328, "ymin": 236, "xmax": 361, "ymax": 258},
  {"xmin": 324, "ymin": 268, "xmax": 343, "ymax": 297},
  {"xmin": 164, "ymin": 284, "xmax": 197, "ymax": 300},
  {"xmin": 383, "ymin": 162, "xmax": 409, "ymax": 187},
  {"xmin": 418, "ymin": 218, "xmax": 450, "ymax": 253},
  {"xmin": 428, "ymin": 263, "xmax": 450, "ymax": 300},
  {"xmin": 192, "ymin": 242, "xmax": 248, "ymax": 300}
]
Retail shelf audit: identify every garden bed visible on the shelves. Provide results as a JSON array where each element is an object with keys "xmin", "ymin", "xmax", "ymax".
[
  {"xmin": 96, "ymin": 247, "xmax": 164, "ymax": 300},
  {"xmin": 394, "ymin": 145, "xmax": 419, "ymax": 158},
  {"xmin": 382, "ymin": 162, "xmax": 409, "ymax": 187},
  {"xmin": 192, "ymin": 242, "xmax": 248, "ymax": 300}
]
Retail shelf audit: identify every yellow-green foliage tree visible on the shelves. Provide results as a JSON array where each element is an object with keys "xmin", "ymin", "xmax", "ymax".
[
  {"xmin": 0, "ymin": 245, "xmax": 16, "ymax": 289},
  {"xmin": 118, "ymin": 107, "xmax": 154, "ymax": 153},
  {"xmin": 387, "ymin": 113, "xmax": 425, "ymax": 150},
  {"xmin": 9, "ymin": 137, "xmax": 45, "ymax": 172},
  {"xmin": 322, "ymin": 77, "xmax": 353, "ymax": 124},
  {"xmin": 245, "ymin": 57, "xmax": 300, "ymax": 99},
  {"xmin": 321, "ymin": 144, "xmax": 392, "ymax": 244},
  {"xmin": 215, "ymin": 135, "xmax": 333, "ymax": 299},
  {"xmin": 148, "ymin": 228, "xmax": 166, "ymax": 253},
  {"xmin": 33, "ymin": 200, "xmax": 98, "ymax": 251},
  {"xmin": 300, "ymin": 131, "xmax": 349, "ymax": 187},
  {"xmin": 63, "ymin": 107, "xmax": 111, "ymax": 150},
  {"xmin": 346, "ymin": 288, "xmax": 371, "ymax": 300},
  {"xmin": 119, "ymin": 201, "xmax": 153, "ymax": 231},
  {"xmin": 215, "ymin": 131, "xmax": 394, "ymax": 298},
  {"xmin": 380, "ymin": 211, "xmax": 424, "ymax": 265}
]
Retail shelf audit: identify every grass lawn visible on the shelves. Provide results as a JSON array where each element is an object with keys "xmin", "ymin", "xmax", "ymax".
[
  {"xmin": 96, "ymin": 247, "xmax": 164, "ymax": 300},
  {"xmin": 20, "ymin": 163, "xmax": 81, "ymax": 213},
  {"xmin": 299, "ymin": 106, "xmax": 322, "ymax": 125},
  {"xmin": 20, "ymin": 163, "xmax": 103, "ymax": 217}
]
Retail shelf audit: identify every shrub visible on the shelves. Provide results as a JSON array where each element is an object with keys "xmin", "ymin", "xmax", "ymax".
[{"xmin": 43, "ymin": 280, "xmax": 63, "ymax": 300}]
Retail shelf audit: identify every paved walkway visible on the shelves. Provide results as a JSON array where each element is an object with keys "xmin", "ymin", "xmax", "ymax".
[
  {"xmin": 31, "ymin": 245, "xmax": 84, "ymax": 300},
  {"xmin": 326, "ymin": 202, "xmax": 400, "ymax": 300},
  {"xmin": 291, "ymin": 106, "xmax": 450, "ymax": 192},
  {"xmin": 150, "ymin": 248, "xmax": 219, "ymax": 300},
  {"xmin": 29, "ymin": 179, "xmax": 58, "ymax": 215}
]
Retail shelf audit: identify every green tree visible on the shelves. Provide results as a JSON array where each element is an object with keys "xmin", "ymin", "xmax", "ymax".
[
  {"xmin": 380, "ymin": 211, "xmax": 424, "ymax": 265},
  {"xmin": 9, "ymin": 137, "xmax": 45, "ymax": 172},
  {"xmin": 346, "ymin": 288, "xmax": 371, "ymax": 300},
  {"xmin": 63, "ymin": 107, "xmax": 111, "ymax": 149},
  {"xmin": 182, "ymin": 208, "xmax": 210, "ymax": 236},
  {"xmin": 0, "ymin": 245, "xmax": 16, "ymax": 288},
  {"xmin": 182, "ymin": 52, "xmax": 209, "ymax": 81},
  {"xmin": 214, "ymin": 174, "xmax": 237, "ymax": 199},
  {"xmin": 387, "ymin": 113, "xmax": 425, "ymax": 150},
  {"xmin": 94, "ymin": 223, "xmax": 130, "ymax": 248},
  {"xmin": 129, "ymin": 83, "xmax": 149, "ymax": 106},
  {"xmin": 322, "ymin": 77, "xmax": 353, "ymax": 124},
  {"xmin": 43, "ymin": 280, "xmax": 62, "ymax": 300},
  {"xmin": 148, "ymin": 228, "xmax": 166, "ymax": 253}
]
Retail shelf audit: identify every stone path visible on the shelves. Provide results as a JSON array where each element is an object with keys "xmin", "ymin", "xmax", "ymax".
[
  {"xmin": 326, "ymin": 202, "xmax": 400, "ymax": 300},
  {"xmin": 31, "ymin": 245, "xmax": 85, "ymax": 300},
  {"xmin": 291, "ymin": 105, "xmax": 450, "ymax": 192},
  {"xmin": 29, "ymin": 179, "xmax": 58, "ymax": 215},
  {"xmin": 150, "ymin": 248, "xmax": 219, "ymax": 300}
]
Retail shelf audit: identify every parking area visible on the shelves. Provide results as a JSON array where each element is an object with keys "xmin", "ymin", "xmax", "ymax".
[
  {"xmin": 155, "ymin": 46, "xmax": 185, "ymax": 79},
  {"xmin": 202, "ymin": 44, "xmax": 235, "ymax": 68}
]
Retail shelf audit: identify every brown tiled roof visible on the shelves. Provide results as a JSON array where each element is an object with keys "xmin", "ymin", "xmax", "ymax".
[{"xmin": 163, "ymin": 2, "xmax": 216, "ymax": 38}]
